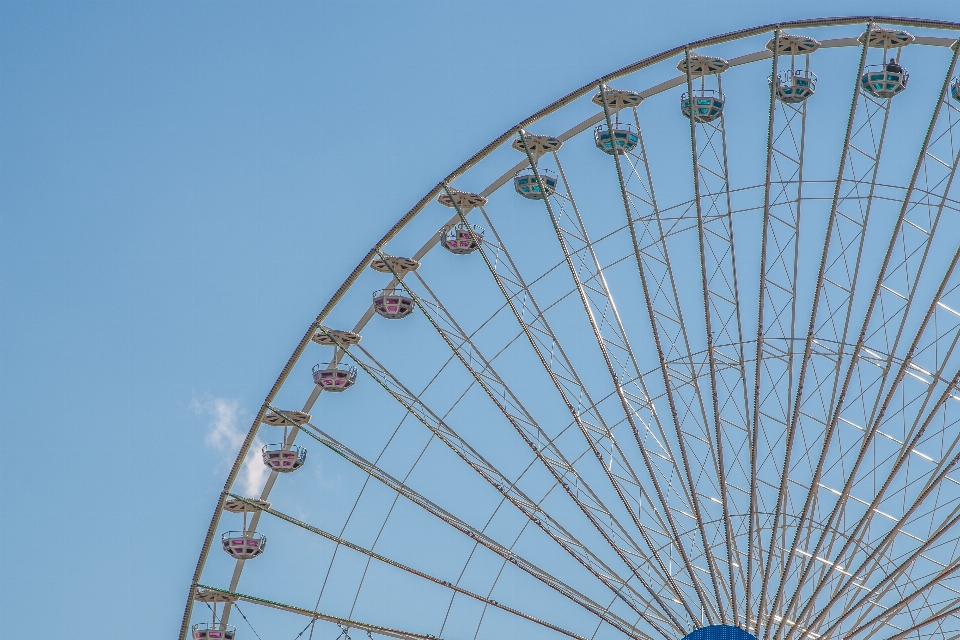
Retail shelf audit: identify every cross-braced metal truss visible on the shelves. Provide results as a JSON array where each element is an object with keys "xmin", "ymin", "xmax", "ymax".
[{"xmin": 183, "ymin": 18, "xmax": 960, "ymax": 640}]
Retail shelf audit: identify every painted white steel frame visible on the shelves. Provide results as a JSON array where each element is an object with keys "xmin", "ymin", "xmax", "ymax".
[{"xmin": 181, "ymin": 16, "xmax": 960, "ymax": 640}]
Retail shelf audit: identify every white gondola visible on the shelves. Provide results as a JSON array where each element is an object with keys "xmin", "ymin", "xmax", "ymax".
[
  {"xmin": 221, "ymin": 498, "xmax": 266, "ymax": 560},
  {"xmin": 861, "ymin": 64, "xmax": 909, "ymax": 99},
  {"xmin": 192, "ymin": 590, "xmax": 238, "ymax": 639},
  {"xmin": 952, "ymin": 77, "xmax": 960, "ymax": 103},
  {"xmin": 765, "ymin": 31, "xmax": 820, "ymax": 105},
  {"xmin": 221, "ymin": 531, "xmax": 267, "ymax": 559},
  {"xmin": 678, "ymin": 52, "xmax": 728, "ymax": 123},
  {"xmin": 592, "ymin": 86, "xmax": 642, "ymax": 157},
  {"xmin": 373, "ymin": 286, "xmax": 415, "ymax": 319},
  {"xmin": 513, "ymin": 168, "xmax": 559, "ymax": 199},
  {"xmin": 193, "ymin": 623, "xmax": 237, "ymax": 640},
  {"xmin": 312, "ymin": 362, "xmax": 357, "ymax": 391},
  {"xmin": 858, "ymin": 26, "xmax": 913, "ymax": 99},
  {"xmin": 594, "ymin": 123, "xmax": 639, "ymax": 154},
  {"xmin": 440, "ymin": 223, "xmax": 484, "ymax": 254},
  {"xmin": 771, "ymin": 70, "xmax": 817, "ymax": 103},
  {"xmin": 512, "ymin": 133, "xmax": 562, "ymax": 199},
  {"xmin": 681, "ymin": 90, "xmax": 725, "ymax": 123},
  {"xmin": 261, "ymin": 443, "xmax": 307, "ymax": 472}
]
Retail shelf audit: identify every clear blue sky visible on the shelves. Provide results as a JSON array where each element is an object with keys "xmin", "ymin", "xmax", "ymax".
[{"xmin": 1, "ymin": 1, "xmax": 957, "ymax": 638}]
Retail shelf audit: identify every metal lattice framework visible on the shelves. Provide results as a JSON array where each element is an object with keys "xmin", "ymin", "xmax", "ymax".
[{"xmin": 181, "ymin": 16, "xmax": 960, "ymax": 640}]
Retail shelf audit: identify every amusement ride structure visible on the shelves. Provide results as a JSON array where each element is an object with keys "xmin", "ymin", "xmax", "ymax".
[{"xmin": 181, "ymin": 16, "xmax": 960, "ymax": 640}]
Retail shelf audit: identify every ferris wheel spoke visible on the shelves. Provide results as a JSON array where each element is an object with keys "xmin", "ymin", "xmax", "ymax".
[
  {"xmin": 522, "ymin": 135, "xmax": 723, "ymax": 623},
  {"xmin": 195, "ymin": 584, "xmax": 441, "ymax": 640},
  {"xmin": 325, "ymin": 332, "xmax": 667, "ymax": 637},
  {"xmin": 679, "ymin": 47, "xmax": 757, "ymax": 624},
  {"xmin": 754, "ymin": 30, "xmax": 813, "ymax": 628},
  {"xmin": 401, "ymin": 270, "xmax": 686, "ymax": 634},
  {"xmin": 608, "ymin": 112, "xmax": 706, "ymax": 519},
  {"xmin": 290, "ymin": 416, "xmax": 650, "ymax": 638},
  {"xmin": 849, "ymin": 54, "xmax": 960, "ymax": 430},
  {"xmin": 600, "ymin": 85, "xmax": 742, "ymax": 622},
  {"xmin": 789, "ymin": 53, "xmax": 960, "ymax": 623},
  {"xmin": 310, "ymin": 318, "xmax": 527, "ymax": 624},
  {"xmin": 409, "ymin": 267, "xmax": 681, "ymax": 579},
  {"xmin": 875, "ymin": 599, "xmax": 960, "ymax": 640},
  {"xmin": 222, "ymin": 493, "xmax": 589, "ymax": 639},
  {"xmin": 781, "ymin": 263, "xmax": 960, "ymax": 636},
  {"xmin": 182, "ymin": 19, "xmax": 960, "ymax": 640},
  {"xmin": 618, "ymin": 108, "xmax": 757, "ymax": 574},
  {"xmin": 434, "ymin": 185, "xmax": 702, "ymax": 630},
  {"xmin": 763, "ymin": 23, "xmax": 891, "ymax": 639},
  {"xmin": 792, "ymin": 362, "xmax": 960, "ymax": 631},
  {"xmin": 807, "ymin": 418, "xmax": 960, "ymax": 636},
  {"xmin": 836, "ymin": 552, "xmax": 960, "ymax": 640},
  {"xmin": 781, "ymin": 227, "xmax": 960, "ymax": 635},
  {"xmin": 591, "ymin": 82, "xmax": 737, "ymax": 625},
  {"xmin": 620, "ymin": 110, "xmax": 728, "ymax": 537}
]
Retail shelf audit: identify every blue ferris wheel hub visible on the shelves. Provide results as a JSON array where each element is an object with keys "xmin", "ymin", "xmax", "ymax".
[{"xmin": 683, "ymin": 625, "xmax": 759, "ymax": 640}]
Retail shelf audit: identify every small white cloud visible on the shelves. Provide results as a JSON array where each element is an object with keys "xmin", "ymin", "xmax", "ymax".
[{"xmin": 192, "ymin": 396, "xmax": 268, "ymax": 497}]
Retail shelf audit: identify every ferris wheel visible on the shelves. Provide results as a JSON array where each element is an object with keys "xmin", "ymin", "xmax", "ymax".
[{"xmin": 181, "ymin": 16, "xmax": 960, "ymax": 640}]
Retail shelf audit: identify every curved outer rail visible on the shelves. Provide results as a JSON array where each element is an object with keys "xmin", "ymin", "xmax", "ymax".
[{"xmin": 180, "ymin": 16, "xmax": 960, "ymax": 640}]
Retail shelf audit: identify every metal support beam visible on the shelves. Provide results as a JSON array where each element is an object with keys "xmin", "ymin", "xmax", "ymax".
[
  {"xmin": 407, "ymin": 270, "xmax": 684, "ymax": 635},
  {"xmin": 779, "ymin": 41, "xmax": 960, "ymax": 640},
  {"xmin": 225, "ymin": 493, "xmax": 588, "ymax": 639},
  {"xmin": 317, "ymin": 326, "xmax": 658, "ymax": 639},
  {"xmin": 291, "ymin": 412, "xmax": 647, "ymax": 638},
  {"xmin": 194, "ymin": 584, "xmax": 443, "ymax": 640}
]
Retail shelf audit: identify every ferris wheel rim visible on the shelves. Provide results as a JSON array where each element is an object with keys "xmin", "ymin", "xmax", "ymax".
[{"xmin": 181, "ymin": 16, "xmax": 960, "ymax": 640}]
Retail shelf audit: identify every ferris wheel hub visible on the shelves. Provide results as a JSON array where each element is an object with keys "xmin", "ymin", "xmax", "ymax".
[{"xmin": 683, "ymin": 625, "xmax": 759, "ymax": 640}]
